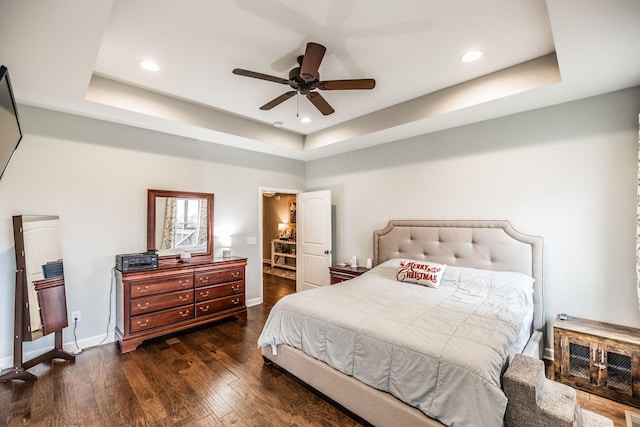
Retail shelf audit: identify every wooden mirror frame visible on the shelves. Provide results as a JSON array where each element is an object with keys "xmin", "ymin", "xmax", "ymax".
[{"xmin": 147, "ymin": 189, "xmax": 214, "ymax": 262}]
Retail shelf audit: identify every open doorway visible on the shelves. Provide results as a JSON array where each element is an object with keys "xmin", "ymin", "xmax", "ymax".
[{"xmin": 259, "ymin": 188, "xmax": 300, "ymax": 302}]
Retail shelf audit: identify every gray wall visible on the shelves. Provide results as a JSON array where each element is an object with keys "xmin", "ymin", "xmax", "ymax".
[
  {"xmin": 0, "ymin": 106, "xmax": 304, "ymax": 362},
  {"xmin": 306, "ymin": 86, "xmax": 640, "ymax": 356}
]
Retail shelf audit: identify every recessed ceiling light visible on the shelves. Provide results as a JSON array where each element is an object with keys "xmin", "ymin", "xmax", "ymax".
[
  {"xmin": 300, "ymin": 116, "xmax": 311, "ymax": 123},
  {"xmin": 139, "ymin": 60, "xmax": 160, "ymax": 72},
  {"xmin": 460, "ymin": 50, "xmax": 483, "ymax": 63}
]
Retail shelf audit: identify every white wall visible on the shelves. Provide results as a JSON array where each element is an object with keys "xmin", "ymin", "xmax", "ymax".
[
  {"xmin": 306, "ymin": 86, "xmax": 640, "ymax": 356},
  {"xmin": 0, "ymin": 106, "xmax": 304, "ymax": 364}
]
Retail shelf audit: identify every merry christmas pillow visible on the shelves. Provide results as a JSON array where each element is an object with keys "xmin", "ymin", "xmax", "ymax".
[{"xmin": 396, "ymin": 260, "xmax": 446, "ymax": 288}]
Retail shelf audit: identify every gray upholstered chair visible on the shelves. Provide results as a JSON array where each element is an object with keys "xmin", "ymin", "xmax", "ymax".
[{"xmin": 503, "ymin": 354, "xmax": 613, "ymax": 427}]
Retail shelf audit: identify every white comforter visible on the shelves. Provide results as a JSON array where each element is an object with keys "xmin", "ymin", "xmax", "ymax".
[{"xmin": 258, "ymin": 259, "xmax": 533, "ymax": 426}]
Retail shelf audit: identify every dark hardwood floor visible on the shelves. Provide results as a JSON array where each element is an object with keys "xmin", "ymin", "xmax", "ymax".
[
  {"xmin": 0, "ymin": 274, "xmax": 635, "ymax": 426},
  {"xmin": 0, "ymin": 275, "xmax": 366, "ymax": 427}
]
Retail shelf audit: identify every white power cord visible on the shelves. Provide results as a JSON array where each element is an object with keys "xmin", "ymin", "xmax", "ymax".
[
  {"xmin": 71, "ymin": 316, "xmax": 83, "ymax": 355},
  {"xmin": 97, "ymin": 267, "xmax": 115, "ymax": 346}
]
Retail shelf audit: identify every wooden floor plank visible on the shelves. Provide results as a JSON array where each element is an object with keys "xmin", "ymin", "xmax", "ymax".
[
  {"xmin": 158, "ymin": 345, "xmax": 214, "ymax": 421},
  {"xmin": 94, "ymin": 345, "xmax": 149, "ymax": 426},
  {"xmin": 52, "ymin": 362, "xmax": 79, "ymax": 426},
  {"xmin": 120, "ymin": 357, "xmax": 169, "ymax": 423},
  {"xmin": 0, "ymin": 385, "xmax": 12, "ymax": 425},
  {"xmin": 130, "ymin": 346, "xmax": 193, "ymax": 424},
  {"xmin": 70, "ymin": 347, "xmax": 106, "ymax": 427},
  {"xmin": 23, "ymin": 363, "xmax": 54, "ymax": 425},
  {"xmin": 170, "ymin": 348, "xmax": 235, "ymax": 419}
]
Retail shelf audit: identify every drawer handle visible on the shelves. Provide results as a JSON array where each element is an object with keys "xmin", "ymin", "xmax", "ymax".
[
  {"xmin": 137, "ymin": 319, "xmax": 150, "ymax": 327},
  {"xmin": 136, "ymin": 285, "xmax": 150, "ymax": 293},
  {"xmin": 179, "ymin": 310, "xmax": 190, "ymax": 317},
  {"xmin": 231, "ymin": 285, "xmax": 240, "ymax": 291},
  {"xmin": 200, "ymin": 305, "xmax": 210, "ymax": 312},
  {"xmin": 199, "ymin": 291, "xmax": 209, "ymax": 297},
  {"xmin": 200, "ymin": 276, "xmax": 209, "ymax": 283},
  {"xmin": 231, "ymin": 272, "xmax": 240, "ymax": 278},
  {"xmin": 179, "ymin": 279, "xmax": 190, "ymax": 286},
  {"xmin": 179, "ymin": 294, "xmax": 190, "ymax": 301},
  {"xmin": 136, "ymin": 302, "xmax": 150, "ymax": 310},
  {"xmin": 232, "ymin": 298, "xmax": 240, "ymax": 305}
]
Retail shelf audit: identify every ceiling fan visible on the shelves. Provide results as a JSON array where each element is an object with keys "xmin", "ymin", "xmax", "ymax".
[{"xmin": 232, "ymin": 42, "xmax": 375, "ymax": 116}]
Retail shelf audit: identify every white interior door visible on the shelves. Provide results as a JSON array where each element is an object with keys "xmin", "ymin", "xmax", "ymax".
[{"xmin": 297, "ymin": 190, "xmax": 332, "ymax": 292}]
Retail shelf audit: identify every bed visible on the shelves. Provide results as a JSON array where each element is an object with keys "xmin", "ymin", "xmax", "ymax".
[{"xmin": 259, "ymin": 220, "xmax": 543, "ymax": 426}]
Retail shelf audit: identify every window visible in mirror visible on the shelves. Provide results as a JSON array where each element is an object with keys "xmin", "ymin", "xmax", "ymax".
[{"xmin": 155, "ymin": 197, "xmax": 208, "ymax": 255}]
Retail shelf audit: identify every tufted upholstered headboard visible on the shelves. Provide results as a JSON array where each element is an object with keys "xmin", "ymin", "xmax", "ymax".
[{"xmin": 373, "ymin": 220, "xmax": 544, "ymax": 332}]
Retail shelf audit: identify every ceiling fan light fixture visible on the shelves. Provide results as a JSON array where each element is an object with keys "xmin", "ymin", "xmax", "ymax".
[
  {"xmin": 460, "ymin": 50, "xmax": 483, "ymax": 63},
  {"xmin": 300, "ymin": 116, "xmax": 311, "ymax": 123},
  {"xmin": 273, "ymin": 121, "xmax": 284, "ymax": 128},
  {"xmin": 232, "ymin": 42, "xmax": 375, "ymax": 117},
  {"xmin": 139, "ymin": 60, "xmax": 160, "ymax": 72}
]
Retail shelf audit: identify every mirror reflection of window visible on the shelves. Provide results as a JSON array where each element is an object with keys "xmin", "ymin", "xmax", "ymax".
[
  {"xmin": 158, "ymin": 197, "xmax": 208, "ymax": 254},
  {"xmin": 174, "ymin": 198, "xmax": 204, "ymax": 247}
]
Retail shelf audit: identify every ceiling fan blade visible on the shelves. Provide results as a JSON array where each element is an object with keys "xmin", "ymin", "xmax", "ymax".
[
  {"xmin": 300, "ymin": 42, "xmax": 326, "ymax": 82},
  {"xmin": 306, "ymin": 92, "xmax": 334, "ymax": 115},
  {"xmin": 318, "ymin": 79, "xmax": 376, "ymax": 90},
  {"xmin": 260, "ymin": 91, "xmax": 297, "ymax": 110},
  {"xmin": 233, "ymin": 68, "xmax": 290, "ymax": 85}
]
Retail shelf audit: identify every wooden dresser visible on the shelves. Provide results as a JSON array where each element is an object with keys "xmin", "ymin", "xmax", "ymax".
[{"xmin": 115, "ymin": 256, "xmax": 247, "ymax": 353}]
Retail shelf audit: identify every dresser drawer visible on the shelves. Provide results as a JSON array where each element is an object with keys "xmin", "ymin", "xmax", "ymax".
[
  {"xmin": 130, "ymin": 290, "xmax": 193, "ymax": 315},
  {"xmin": 129, "ymin": 274, "xmax": 192, "ymax": 298},
  {"xmin": 196, "ymin": 295, "xmax": 244, "ymax": 317},
  {"xmin": 195, "ymin": 282, "xmax": 244, "ymax": 302},
  {"xmin": 195, "ymin": 268, "xmax": 244, "ymax": 287},
  {"xmin": 130, "ymin": 306, "xmax": 194, "ymax": 333}
]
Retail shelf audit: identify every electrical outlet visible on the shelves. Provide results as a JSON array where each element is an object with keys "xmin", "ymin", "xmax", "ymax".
[{"xmin": 72, "ymin": 311, "xmax": 81, "ymax": 323}]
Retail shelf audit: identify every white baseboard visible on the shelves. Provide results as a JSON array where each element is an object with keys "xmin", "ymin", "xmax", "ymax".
[
  {"xmin": 544, "ymin": 347, "xmax": 554, "ymax": 361},
  {"xmin": 247, "ymin": 297, "xmax": 262, "ymax": 307},
  {"xmin": 1, "ymin": 331, "xmax": 117, "ymax": 370}
]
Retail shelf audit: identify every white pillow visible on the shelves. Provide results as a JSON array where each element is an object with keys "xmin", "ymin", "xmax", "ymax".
[{"xmin": 396, "ymin": 260, "xmax": 446, "ymax": 288}]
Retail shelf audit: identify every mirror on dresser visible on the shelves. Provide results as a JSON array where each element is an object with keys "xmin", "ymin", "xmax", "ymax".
[
  {"xmin": 147, "ymin": 189, "xmax": 214, "ymax": 261},
  {"xmin": 115, "ymin": 189, "xmax": 247, "ymax": 353}
]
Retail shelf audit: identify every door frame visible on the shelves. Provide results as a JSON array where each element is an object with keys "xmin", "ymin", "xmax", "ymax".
[{"xmin": 258, "ymin": 186, "xmax": 301, "ymax": 305}]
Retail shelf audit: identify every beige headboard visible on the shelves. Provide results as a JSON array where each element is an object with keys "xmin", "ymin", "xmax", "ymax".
[{"xmin": 373, "ymin": 220, "xmax": 544, "ymax": 332}]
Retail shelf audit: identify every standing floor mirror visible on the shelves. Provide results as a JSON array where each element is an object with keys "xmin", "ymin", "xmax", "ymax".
[{"xmin": 0, "ymin": 215, "xmax": 75, "ymax": 382}]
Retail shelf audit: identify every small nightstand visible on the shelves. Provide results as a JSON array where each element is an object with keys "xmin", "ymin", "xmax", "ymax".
[{"xmin": 329, "ymin": 265, "xmax": 369, "ymax": 284}]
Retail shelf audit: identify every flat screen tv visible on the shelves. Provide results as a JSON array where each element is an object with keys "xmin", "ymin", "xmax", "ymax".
[{"xmin": 0, "ymin": 65, "xmax": 22, "ymax": 181}]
